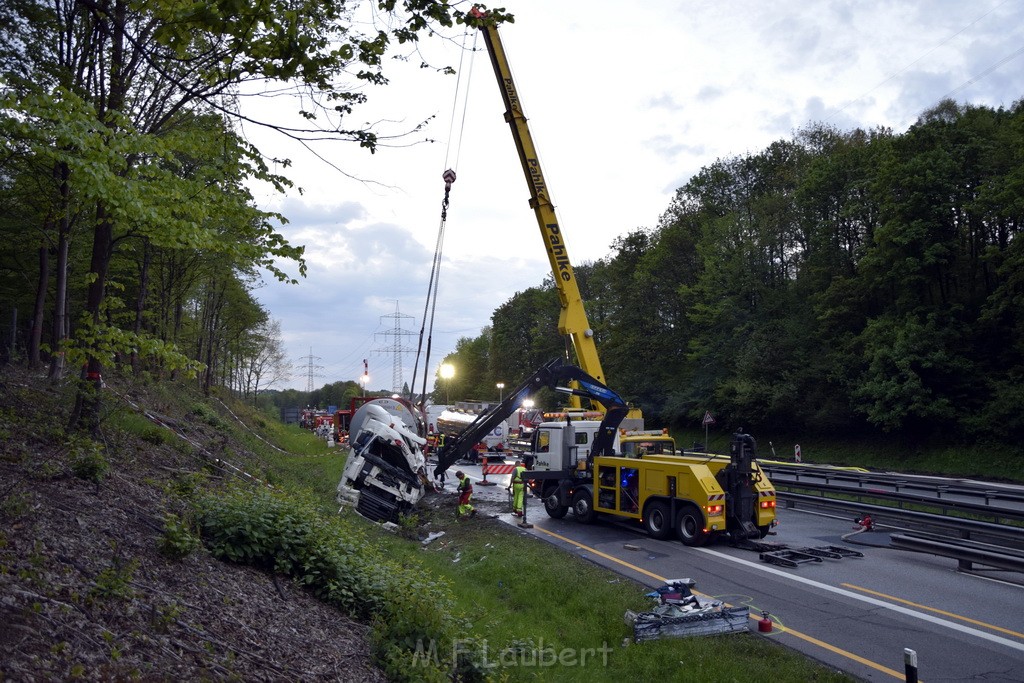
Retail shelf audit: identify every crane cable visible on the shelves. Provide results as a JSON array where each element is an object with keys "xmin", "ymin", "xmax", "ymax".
[{"xmin": 410, "ymin": 27, "xmax": 479, "ymax": 409}]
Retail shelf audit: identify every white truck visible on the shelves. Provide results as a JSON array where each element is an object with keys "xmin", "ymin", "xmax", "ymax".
[{"xmin": 336, "ymin": 398, "xmax": 430, "ymax": 522}]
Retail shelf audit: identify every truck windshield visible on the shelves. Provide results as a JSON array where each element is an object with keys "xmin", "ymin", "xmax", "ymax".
[{"xmin": 621, "ymin": 440, "xmax": 675, "ymax": 457}]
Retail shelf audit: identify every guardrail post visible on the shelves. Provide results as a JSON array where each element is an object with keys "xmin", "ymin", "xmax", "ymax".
[
  {"xmin": 904, "ymin": 648, "xmax": 918, "ymax": 683},
  {"xmin": 518, "ymin": 476, "xmax": 533, "ymax": 529},
  {"xmin": 959, "ymin": 528, "xmax": 973, "ymax": 570}
]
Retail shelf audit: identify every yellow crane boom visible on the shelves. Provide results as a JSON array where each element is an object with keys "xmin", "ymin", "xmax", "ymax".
[{"xmin": 469, "ymin": 8, "xmax": 606, "ymax": 391}]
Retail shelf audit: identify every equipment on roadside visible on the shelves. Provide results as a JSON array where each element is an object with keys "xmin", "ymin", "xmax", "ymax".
[{"xmin": 624, "ymin": 579, "xmax": 750, "ymax": 641}]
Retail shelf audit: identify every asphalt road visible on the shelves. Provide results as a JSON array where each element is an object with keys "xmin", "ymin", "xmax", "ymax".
[{"xmin": 447, "ymin": 462, "xmax": 1024, "ymax": 682}]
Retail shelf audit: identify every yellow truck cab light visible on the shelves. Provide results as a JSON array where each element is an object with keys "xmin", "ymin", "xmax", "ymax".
[{"xmin": 760, "ymin": 500, "xmax": 776, "ymax": 509}]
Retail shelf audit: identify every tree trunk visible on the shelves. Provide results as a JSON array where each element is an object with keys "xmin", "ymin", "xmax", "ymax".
[
  {"xmin": 69, "ymin": 203, "xmax": 114, "ymax": 433},
  {"xmin": 48, "ymin": 162, "xmax": 71, "ymax": 380},
  {"xmin": 29, "ymin": 243, "xmax": 50, "ymax": 370},
  {"xmin": 71, "ymin": 0, "xmax": 126, "ymax": 433},
  {"xmin": 130, "ymin": 238, "xmax": 151, "ymax": 374}
]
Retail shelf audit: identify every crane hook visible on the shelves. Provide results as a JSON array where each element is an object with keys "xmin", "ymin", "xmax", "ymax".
[{"xmin": 441, "ymin": 169, "xmax": 457, "ymax": 221}]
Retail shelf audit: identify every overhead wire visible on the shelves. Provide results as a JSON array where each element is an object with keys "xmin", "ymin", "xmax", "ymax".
[
  {"xmin": 938, "ymin": 44, "xmax": 1024, "ymax": 103},
  {"xmin": 825, "ymin": 0, "xmax": 1015, "ymax": 125},
  {"xmin": 409, "ymin": 27, "xmax": 479, "ymax": 408}
]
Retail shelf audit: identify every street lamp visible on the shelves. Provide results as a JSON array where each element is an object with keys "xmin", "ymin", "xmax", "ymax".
[
  {"xmin": 360, "ymin": 372, "xmax": 369, "ymax": 397},
  {"xmin": 496, "ymin": 382, "xmax": 505, "ymax": 402},
  {"xmin": 439, "ymin": 363, "xmax": 455, "ymax": 405}
]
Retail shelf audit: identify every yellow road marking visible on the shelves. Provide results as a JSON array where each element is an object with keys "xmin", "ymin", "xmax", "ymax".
[
  {"xmin": 842, "ymin": 583, "xmax": 1024, "ymax": 640},
  {"xmin": 534, "ymin": 526, "xmax": 909, "ymax": 680}
]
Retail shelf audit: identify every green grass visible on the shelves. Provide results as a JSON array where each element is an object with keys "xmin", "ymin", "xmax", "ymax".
[
  {"xmin": 205, "ymin": 399, "xmax": 347, "ymax": 503},
  {"xmin": 371, "ymin": 505, "xmax": 850, "ymax": 682}
]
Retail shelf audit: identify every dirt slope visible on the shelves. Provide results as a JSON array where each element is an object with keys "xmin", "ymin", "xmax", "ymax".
[{"xmin": 0, "ymin": 369, "xmax": 387, "ymax": 681}]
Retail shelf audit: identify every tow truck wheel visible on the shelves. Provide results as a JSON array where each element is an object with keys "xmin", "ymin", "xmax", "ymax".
[
  {"xmin": 676, "ymin": 505, "xmax": 710, "ymax": 547},
  {"xmin": 757, "ymin": 523, "xmax": 772, "ymax": 538},
  {"xmin": 642, "ymin": 501, "xmax": 672, "ymax": 540},
  {"xmin": 544, "ymin": 494, "xmax": 569, "ymax": 519},
  {"xmin": 571, "ymin": 489, "xmax": 596, "ymax": 524}
]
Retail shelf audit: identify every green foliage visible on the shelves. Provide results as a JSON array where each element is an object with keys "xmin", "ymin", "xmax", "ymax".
[
  {"xmin": 196, "ymin": 484, "xmax": 474, "ymax": 680},
  {"xmin": 158, "ymin": 513, "xmax": 201, "ymax": 559},
  {"xmin": 89, "ymin": 557, "xmax": 139, "ymax": 602},
  {"xmin": 108, "ymin": 410, "xmax": 173, "ymax": 446},
  {"xmin": 190, "ymin": 403, "xmax": 225, "ymax": 429},
  {"xmin": 61, "ymin": 318, "xmax": 202, "ymax": 380},
  {"xmin": 395, "ymin": 512, "xmax": 420, "ymax": 540},
  {"xmin": 165, "ymin": 472, "xmax": 210, "ymax": 502},
  {"xmin": 68, "ymin": 436, "xmax": 108, "ymax": 484}
]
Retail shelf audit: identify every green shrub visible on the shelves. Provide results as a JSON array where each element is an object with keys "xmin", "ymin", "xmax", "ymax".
[
  {"xmin": 190, "ymin": 403, "xmax": 224, "ymax": 429},
  {"xmin": 196, "ymin": 484, "xmax": 477, "ymax": 681},
  {"xmin": 158, "ymin": 513, "xmax": 201, "ymax": 559},
  {"xmin": 165, "ymin": 472, "xmax": 208, "ymax": 502},
  {"xmin": 89, "ymin": 557, "xmax": 139, "ymax": 601},
  {"xmin": 68, "ymin": 436, "xmax": 108, "ymax": 484}
]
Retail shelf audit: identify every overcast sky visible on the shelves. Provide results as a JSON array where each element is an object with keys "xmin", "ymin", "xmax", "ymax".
[{"xmin": 244, "ymin": 0, "xmax": 1024, "ymax": 396}]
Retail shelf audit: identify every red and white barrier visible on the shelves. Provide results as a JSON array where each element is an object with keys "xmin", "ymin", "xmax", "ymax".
[{"xmin": 477, "ymin": 457, "xmax": 514, "ymax": 486}]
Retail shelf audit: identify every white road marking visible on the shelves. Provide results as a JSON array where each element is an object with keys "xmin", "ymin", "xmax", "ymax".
[{"xmin": 693, "ymin": 546, "xmax": 1024, "ymax": 652}]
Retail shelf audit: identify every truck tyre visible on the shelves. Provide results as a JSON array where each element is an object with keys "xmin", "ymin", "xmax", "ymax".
[
  {"xmin": 544, "ymin": 494, "xmax": 569, "ymax": 519},
  {"xmin": 642, "ymin": 501, "xmax": 672, "ymax": 540},
  {"xmin": 571, "ymin": 489, "xmax": 596, "ymax": 524},
  {"xmin": 676, "ymin": 505, "xmax": 710, "ymax": 547},
  {"xmin": 757, "ymin": 523, "xmax": 772, "ymax": 538}
]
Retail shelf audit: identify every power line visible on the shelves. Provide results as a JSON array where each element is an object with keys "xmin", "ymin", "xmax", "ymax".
[
  {"xmin": 373, "ymin": 301, "xmax": 417, "ymax": 393},
  {"xmin": 295, "ymin": 347, "xmax": 323, "ymax": 393},
  {"xmin": 939, "ymin": 44, "xmax": 1024, "ymax": 103},
  {"xmin": 826, "ymin": 0, "xmax": 1013, "ymax": 124}
]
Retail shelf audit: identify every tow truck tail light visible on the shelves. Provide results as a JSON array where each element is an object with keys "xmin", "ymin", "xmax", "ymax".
[
  {"xmin": 705, "ymin": 504, "xmax": 723, "ymax": 515},
  {"xmin": 760, "ymin": 500, "xmax": 776, "ymax": 509}
]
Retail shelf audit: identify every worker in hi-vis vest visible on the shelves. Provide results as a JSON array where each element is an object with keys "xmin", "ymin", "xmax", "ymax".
[
  {"xmin": 509, "ymin": 459, "xmax": 526, "ymax": 517},
  {"xmin": 455, "ymin": 471, "xmax": 476, "ymax": 518}
]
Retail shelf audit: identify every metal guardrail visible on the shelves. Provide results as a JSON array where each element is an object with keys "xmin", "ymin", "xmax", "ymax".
[
  {"xmin": 761, "ymin": 463, "xmax": 1024, "ymax": 506},
  {"xmin": 777, "ymin": 491, "xmax": 1024, "ymax": 547},
  {"xmin": 890, "ymin": 532, "xmax": 1024, "ymax": 573},
  {"xmin": 777, "ymin": 491, "xmax": 1024, "ymax": 574},
  {"xmin": 770, "ymin": 479, "xmax": 1024, "ymax": 525}
]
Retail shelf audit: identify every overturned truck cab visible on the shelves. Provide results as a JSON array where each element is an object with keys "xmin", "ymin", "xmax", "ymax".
[{"xmin": 336, "ymin": 398, "xmax": 430, "ymax": 523}]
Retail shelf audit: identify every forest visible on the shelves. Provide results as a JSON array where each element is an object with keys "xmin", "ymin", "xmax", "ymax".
[
  {"xmin": 0, "ymin": 0, "xmax": 507, "ymax": 428},
  {"xmin": 1, "ymin": 0, "xmax": 1021, "ymax": 447},
  {"xmin": 441, "ymin": 100, "xmax": 1024, "ymax": 445}
]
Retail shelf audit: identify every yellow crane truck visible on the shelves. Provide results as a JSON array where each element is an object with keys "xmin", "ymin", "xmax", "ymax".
[{"xmin": 433, "ymin": 357, "xmax": 777, "ymax": 546}]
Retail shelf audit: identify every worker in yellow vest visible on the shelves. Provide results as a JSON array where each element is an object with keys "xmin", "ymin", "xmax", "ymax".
[
  {"xmin": 455, "ymin": 471, "xmax": 476, "ymax": 519},
  {"xmin": 509, "ymin": 459, "xmax": 526, "ymax": 517}
]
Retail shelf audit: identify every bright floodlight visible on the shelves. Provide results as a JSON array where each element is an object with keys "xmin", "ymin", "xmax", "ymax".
[{"xmin": 439, "ymin": 363, "xmax": 455, "ymax": 379}]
